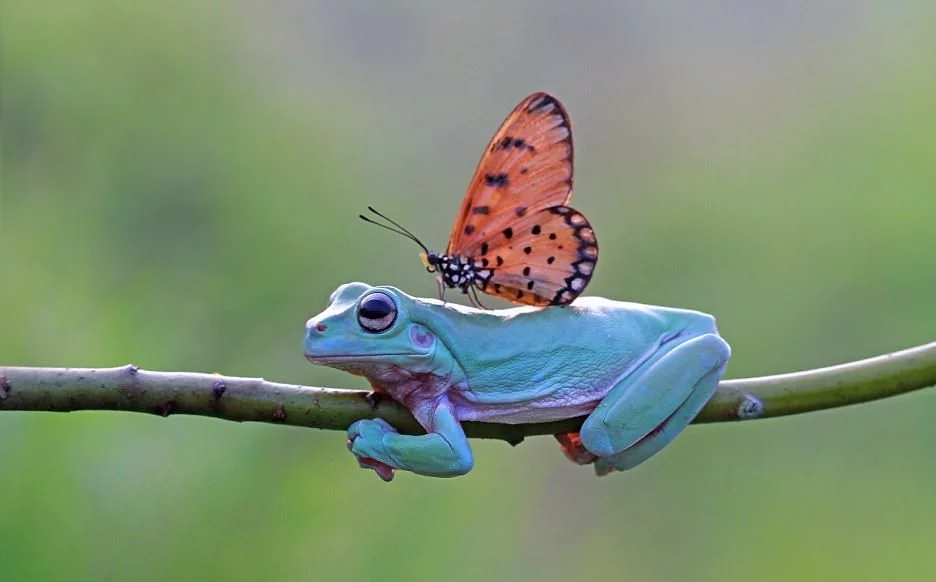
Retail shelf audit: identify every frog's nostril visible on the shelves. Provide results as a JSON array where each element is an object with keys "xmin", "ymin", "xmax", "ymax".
[{"xmin": 315, "ymin": 323, "xmax": 327, "ymax": 333}]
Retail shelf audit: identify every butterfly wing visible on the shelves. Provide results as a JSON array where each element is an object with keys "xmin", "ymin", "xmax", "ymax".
[
  {"xmin": 446, "ymin": 92, "xmax": 574, "ymax": 257},
  {"xmin": 473, "ymin": 206, "xmax": 598, "ymax": 306}
]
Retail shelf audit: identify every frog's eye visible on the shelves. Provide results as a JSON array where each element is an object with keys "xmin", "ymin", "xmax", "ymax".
[{"xmin": 357, "ymin": 291, "xmax": 397, "ymax": 333}]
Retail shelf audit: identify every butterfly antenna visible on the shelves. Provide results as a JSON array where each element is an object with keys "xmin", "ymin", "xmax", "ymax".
[{"xmin": 359, "ymin": 206, "xmax": 432, "ymax": 255}]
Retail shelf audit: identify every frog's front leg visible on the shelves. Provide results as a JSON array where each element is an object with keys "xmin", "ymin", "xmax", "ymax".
[
  {"xmin": 347, "ymin": 399, "xmax": 474, "ymax": 481},
  {"xmin": 577, "ymin": 332, "xmax": 730, "ymax": 475}
]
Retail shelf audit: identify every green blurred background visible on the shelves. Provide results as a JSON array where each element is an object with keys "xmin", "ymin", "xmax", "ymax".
[{"xmin": 2, "ymin": 2, "xmax": 935, "ymax": 580}]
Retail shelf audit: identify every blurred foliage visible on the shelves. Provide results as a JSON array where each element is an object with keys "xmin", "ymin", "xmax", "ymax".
[{"xmin": 1, "ymin": 2, "xmax": 935, "ymax": 581}]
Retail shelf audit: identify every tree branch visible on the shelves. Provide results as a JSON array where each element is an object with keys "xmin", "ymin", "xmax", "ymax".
[{"xmin": 2, "ymin": 341, "xmax": 934, "ymax": 445}]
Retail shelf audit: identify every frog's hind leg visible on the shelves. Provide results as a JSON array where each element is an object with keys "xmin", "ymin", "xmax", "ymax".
[
  {"xmin": 579, "ymin": 333, "xmax": 730, "ymax": 474},
  {"xmin": 592, "ymin": 362, "xmax": 725, "ymax": 476}
]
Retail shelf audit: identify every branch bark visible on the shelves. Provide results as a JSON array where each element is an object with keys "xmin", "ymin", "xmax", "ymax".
[{"xmin": 2, "ymin": 341, "xmax": 934, "ymax": 445}]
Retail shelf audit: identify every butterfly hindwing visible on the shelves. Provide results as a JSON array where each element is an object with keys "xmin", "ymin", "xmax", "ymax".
[
  {"xmin": 447, "ymin": 92, "xmax": 574, "ymax": 258},
  {"xmin": 473, "ymin": 205, "xmax": 598, "ymax": 306}
]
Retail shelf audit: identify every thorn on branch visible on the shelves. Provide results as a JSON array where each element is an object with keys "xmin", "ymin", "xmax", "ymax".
[
  {"xmin": 126, "ymin": 364, "xmax": 139, "ymax": 376},
  {"xmin": 211, "ymin": 380, "xmax": 227, "ymax": 401},
  {"xmin": 737, "ymin": 394, "xmax": 765, "ymax": 419},
  {"xmin": 504, "ymin": 429, "xmax": 525, "ymax": 447},
  {"xmin": 365, "ymin": 390, "xmax": 384, "ymax": 409},
  {"xmin": 0, "ymin": 374, "xmax": 10, "ymax": 400},
  {"xmin": 158, "ymin": 401, "xmax": 175, "ymax": 417}
]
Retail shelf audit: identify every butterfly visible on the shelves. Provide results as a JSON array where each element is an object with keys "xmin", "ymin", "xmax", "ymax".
[{"xmin": 362, "ymin": 92, "xmax": 598, "ymax": 308}]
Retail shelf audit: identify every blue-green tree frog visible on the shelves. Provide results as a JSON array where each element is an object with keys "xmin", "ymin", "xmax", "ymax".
[{"xmin": 304, "ymin": 282, "xmax": 730, "ymax": 481}]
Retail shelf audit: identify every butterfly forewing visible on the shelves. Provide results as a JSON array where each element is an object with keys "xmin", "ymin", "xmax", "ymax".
[
  {"xmin": 447, "ymin": 92, "xmax": 574, "ymax": 257},
  {"xmin": 474, "ymin": 206, "xmax": 598, "ymax": 306}
]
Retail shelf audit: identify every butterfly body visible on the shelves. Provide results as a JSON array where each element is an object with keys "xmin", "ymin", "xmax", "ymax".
[
  {"xmin": 421, "ymin": 251, "xmax": 492, "ymax": 297},
  {"xmin": 366, "ymin": 92, "xmax": 599, "ymax": 308}
]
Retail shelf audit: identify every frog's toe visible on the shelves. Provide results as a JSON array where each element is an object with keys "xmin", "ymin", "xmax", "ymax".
[
  {"xmin": 348, "ymin": 418, "xmax": 396, "ymax": 442},
  {"xmin": 355, "ymin": 455, "xmax": 396, "ymax": 482}
]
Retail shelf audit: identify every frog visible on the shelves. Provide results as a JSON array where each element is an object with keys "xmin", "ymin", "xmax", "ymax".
[{"xmin": 304, "ymin": 282, "xmax": 730, "ymax": 481}]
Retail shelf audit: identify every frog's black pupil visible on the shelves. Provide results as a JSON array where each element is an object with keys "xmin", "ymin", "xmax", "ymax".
[{"xmin": 360, "ymin": 296, "xmax": 392, "ymax": 320}]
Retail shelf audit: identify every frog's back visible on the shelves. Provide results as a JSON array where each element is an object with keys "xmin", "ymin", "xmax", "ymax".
[
  {"xmin": 517, "ymin": 296, "xmax": 719, "ymax": 366},
  {"xmin": 424, "ymin": 296, "xmax": 719, "ymax": 416},
  {"xmin": 563, "ymin": 296, "xmax": 719, "ymax": 339}
]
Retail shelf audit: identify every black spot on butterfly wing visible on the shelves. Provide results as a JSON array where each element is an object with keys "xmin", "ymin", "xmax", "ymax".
[
  {"xmin": 485, "ymin": 173, "xmax": 509, "ymax": 188},
  {"xmin": 494, "ymin": 136, "xmax": 536, "ymax": 152}
]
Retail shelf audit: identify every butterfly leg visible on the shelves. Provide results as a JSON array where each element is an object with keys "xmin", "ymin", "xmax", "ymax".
[
  {"xmin": 434, "ymin": 274, "xmax": 447, "ymax": 303},
  {"xmin": 467, "ymin": 286, "xmax": 489, "ymax": 310},
  {"xmin": 578, "ymin": 332, "xmax": 730, "ymax": 475}
]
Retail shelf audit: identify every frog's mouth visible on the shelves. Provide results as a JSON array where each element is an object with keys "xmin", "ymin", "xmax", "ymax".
[{"xmin": 304, "ymin": 352, "xmax": 429, "ymax": 364}]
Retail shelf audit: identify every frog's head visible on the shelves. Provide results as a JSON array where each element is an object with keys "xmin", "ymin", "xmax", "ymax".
[{"xmin": 304, "ymin": 282, "xmax": 440, "ymax": 378}]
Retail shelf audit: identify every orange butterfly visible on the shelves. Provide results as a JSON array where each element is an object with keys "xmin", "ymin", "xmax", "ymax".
[{"xmin": 362, "ymin": 92, "xmax": 598, "ymax": 308}]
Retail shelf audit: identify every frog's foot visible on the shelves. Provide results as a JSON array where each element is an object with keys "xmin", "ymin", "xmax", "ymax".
[
  {"xmin": 592, "ymin": 418, "xmax": 670, "ymax": 476},
  {"xmin": 554, "ymin": 432, "xmax": 598, "ymax": 465},
  {"xmin": 347, "ymin": 418, "xmax": 399, "ymax": 482},
  {"xmin": 592, "ymin": 360, "xmax": 727, "ymax": 475}
]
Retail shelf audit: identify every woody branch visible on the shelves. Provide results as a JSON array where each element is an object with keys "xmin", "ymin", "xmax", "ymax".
[{"xmin": 1, "ymin": 341, "xmax": 934, "ymax": 444}]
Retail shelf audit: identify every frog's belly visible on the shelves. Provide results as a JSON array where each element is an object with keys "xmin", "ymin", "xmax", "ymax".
[{"xmin": 451, "ymin": 385, "xmax": 613, "ymax": 424}]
